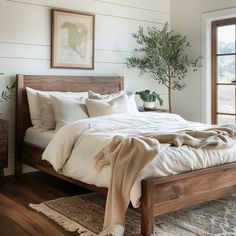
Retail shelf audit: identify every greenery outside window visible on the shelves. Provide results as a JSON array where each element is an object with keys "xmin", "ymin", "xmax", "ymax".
[{"xmin": 212, "ymin": 18, "xmax": 236, "ymax": 124}]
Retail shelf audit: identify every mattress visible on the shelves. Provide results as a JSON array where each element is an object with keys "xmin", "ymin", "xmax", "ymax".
[{"xmin": 24, "ymin": 127, "xmax": 55, "ymax": 148}]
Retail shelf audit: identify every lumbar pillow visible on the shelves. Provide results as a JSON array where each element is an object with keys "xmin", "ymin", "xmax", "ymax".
[
  {"xmin": 88, "ymin": 90, "xmax": 139, "ymax": 113},
  {"xmin": 50, "ymin": 95, "xmax": 89, "ymax": 130},
  {"xmin": 86, "ymin": 93, "xmax": 131, "ymax": 117}
]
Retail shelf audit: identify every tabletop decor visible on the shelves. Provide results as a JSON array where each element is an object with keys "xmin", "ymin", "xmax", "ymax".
[
  {"xmin": 136, "ymin": 90, "xmax": 163, "ymax": 109},
  {"xmin": 126, "ymin": 23, "xmax": 201, "ymax": 112},
  {"xmin": 51, "ymin": 9, "xmax": 95, "ymax": 69}
]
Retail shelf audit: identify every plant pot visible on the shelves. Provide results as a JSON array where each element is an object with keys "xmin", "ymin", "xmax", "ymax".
[{"xmin": 143, "ymin": 101, "xmax": 156, "ymax": 109}]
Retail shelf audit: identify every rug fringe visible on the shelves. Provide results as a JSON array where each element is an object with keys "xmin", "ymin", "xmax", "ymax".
[{"xmin": 29, "ymin": 203, "xmax": 97, "ymax": 235}]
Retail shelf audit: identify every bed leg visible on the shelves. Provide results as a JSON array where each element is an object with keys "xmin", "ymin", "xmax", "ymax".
[
  {"xmin": 141, "ymin": 179, "xmax": 154, "ymax": 236},
  {"xmin": 15, "ymin": 138, "xmax": 23, "ymax": 176}
]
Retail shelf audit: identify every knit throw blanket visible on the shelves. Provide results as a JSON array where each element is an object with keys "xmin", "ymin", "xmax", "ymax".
[{"xmin": 95, "ymin": 127, "xmax": 236, "ymax": 236}]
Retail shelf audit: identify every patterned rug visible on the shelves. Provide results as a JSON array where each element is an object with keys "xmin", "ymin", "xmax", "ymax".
[{"xmin": 29, "ymin": 193, "xmax": 236, "ymax": 235}]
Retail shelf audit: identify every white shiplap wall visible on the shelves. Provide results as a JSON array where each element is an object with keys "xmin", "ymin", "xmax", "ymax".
[{"xmin": 0, "ymin": 0, "xmax": 170, "ymax": 175}]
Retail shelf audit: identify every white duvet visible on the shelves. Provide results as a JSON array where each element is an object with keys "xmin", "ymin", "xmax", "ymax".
[{"xmin": 43, "ymin": 112, "xmax": 236, "ymax": 207}]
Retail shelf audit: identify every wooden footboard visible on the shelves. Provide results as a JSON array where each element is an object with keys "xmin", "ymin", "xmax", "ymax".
[
  {"xmin": 20, "ymin": 143, "xmax": 236, "ymax": 235},
  {"xmin": 140, "ymin": 162, "xmax": 236, "ymax": 235}
]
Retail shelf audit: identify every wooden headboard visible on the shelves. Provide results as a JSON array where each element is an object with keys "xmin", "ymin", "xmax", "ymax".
[{"xmin": 15, "ymin": 74, "xmax": 124, "ymax": 157}]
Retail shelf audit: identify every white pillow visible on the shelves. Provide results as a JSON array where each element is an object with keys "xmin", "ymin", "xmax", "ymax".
[
  {"xmin": 51, "ymin": 95, "xmax": 89, "ymax": 130},
  {"xmin": 86, "ymin": 94, "xmax": 131, "ymax": 117},
  {"xmin": 26, "ymin": 87, "xmax": 46, "ymax": 127},
  {"xmin": 88, "ymin": 90, "xmax": 123, "ymax": 100},
  {"xmin": 37, "ymin": 93, "xmax": 86, "ymax": 131},
  {"xmin": 88, "ymin": 90, "xmax": 139, "ymax": 113},
  {"xmin": 26, "ymin": 87, "xmax": 88, "ymax": 127},
  {"xmin": 127, "ymin": 93, "xmax": 139, "ymax": 113},
  {"xmin": 37, "ymin": 93, "xmax": 56, "ymax": 131}
]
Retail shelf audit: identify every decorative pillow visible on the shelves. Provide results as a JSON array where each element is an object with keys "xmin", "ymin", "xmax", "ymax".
[
  {"xmin": 37, "ymin": 93, "xmax": 56, "ymax": 131},
  {"xmin": 26, "ymin": 87, "xmax": 88, "ymax": 128},
  {"xmin": 50, "ymin": 95, "xmax": 89, "ymax": 130},
  {"xmin": 86, "ymin": 93, "xmax": 131, "ymax": 117},
  {"xmin": 26, "ymin": 87, "xmax": 46, "ymax": 127},
  {"xmin": 88, "ymin": 90, "xmax": 139, "ymax": 113},
  {"xmin": 88, "ymin": 90, "xmax": 124, "ymax": 100},
  {"xmin": 127, "ymin": 93, "xmax": 139, "ymax": 113}
]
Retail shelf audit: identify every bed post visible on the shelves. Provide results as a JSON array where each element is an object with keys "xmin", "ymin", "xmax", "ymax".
[
  {"xmin": 15, "ymin": 74, "xmax": 24, "ymax": 176},
  {"xmin": 141, "ymin": 179, "xmax": 154, "ymax": 236}
]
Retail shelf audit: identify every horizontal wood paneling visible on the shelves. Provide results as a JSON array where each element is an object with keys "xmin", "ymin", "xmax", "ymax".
[
  {"xmin": 0, "ymin": 2, "xmax": 164, "ymax": 51},
  {"xmin": 0, "ymin": 0, "xmax": 170, "ymax": 175},
  {"xmin": 0, "ymin": 42, "xmax": 140, "ymax": 63},
  {"xmin": 94, "ymin": 0, "xmax": 170, "ymax": 13},
  {"xmin": 0, "ymin": 1, "xmax": 50, "ymax": 46},
  {"xmin": 5, "ymin": 0, "xmax": 169, "ymax": 23},
  {"xmin": 0, "ymin": 58, "xmax": 168, "ymax": 95}
]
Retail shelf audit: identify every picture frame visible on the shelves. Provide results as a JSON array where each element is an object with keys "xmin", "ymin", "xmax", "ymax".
[{"xmin": 51, "ymin": 9, "xmax": 95, "ymax": 69}]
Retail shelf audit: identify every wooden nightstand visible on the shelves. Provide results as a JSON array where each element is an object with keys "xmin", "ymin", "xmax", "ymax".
[
  {"xmin": 138, "ymin": 107, "xmax": 170, "ymax": 113},
  {"xmin": 0, "ymin": 119, "xmax": 8, "ymax": 183}
]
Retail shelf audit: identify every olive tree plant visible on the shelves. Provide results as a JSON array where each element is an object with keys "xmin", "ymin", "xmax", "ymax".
[
  {"xmin": 0, "ymin": 73, "xmax": 16, "ymax": 103},
  {"xmin": 126, "ymin": 23, "xmax": 201, "ymax": 112}
]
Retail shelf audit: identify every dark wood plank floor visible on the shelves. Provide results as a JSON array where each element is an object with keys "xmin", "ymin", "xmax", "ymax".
[{"xmin": 0, "ymin": 172, "xmax": 90, "ymax": 236}]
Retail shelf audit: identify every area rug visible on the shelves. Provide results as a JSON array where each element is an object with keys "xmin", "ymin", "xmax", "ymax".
[{"xmin": 29, "ymin": 193, "xmax": 236, "ymax": 235}]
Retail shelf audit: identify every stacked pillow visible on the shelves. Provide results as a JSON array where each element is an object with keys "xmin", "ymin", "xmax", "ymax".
[
  {"xmin": 26, "ymin": 87, "xmax": 89, "ymax": 131},
  {"xmin": 50, "ymin": 95, "xmax": 88, "ymax": 130},
  {"xmin": 26, "ymin": 87, "xmax": 138, "ymax": 131}
]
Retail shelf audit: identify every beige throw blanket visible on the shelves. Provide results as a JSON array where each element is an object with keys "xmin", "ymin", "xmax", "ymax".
[{"xmin": 95, "ymin": 127, "xmax": 236, "ymax": 236}]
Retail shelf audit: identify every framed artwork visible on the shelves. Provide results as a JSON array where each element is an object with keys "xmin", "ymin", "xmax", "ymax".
[{"xmin": 51, "ymin": 9, "xmax": 95, "ymax": 69}]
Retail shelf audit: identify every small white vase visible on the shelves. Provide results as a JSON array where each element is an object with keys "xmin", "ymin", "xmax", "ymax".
[{"xmin": 143, "ymin": 101, "xmax": 156, "ymax": 109}]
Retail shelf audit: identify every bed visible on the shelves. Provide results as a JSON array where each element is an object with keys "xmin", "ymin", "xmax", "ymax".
[{"xmin": 15, "ymin": 74, "xmax": 236, "ymax": 235}]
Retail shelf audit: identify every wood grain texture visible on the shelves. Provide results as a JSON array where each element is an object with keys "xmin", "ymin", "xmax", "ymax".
[
  {"xmin": 141, "ymin": 180, "xmax": 154, "ymax": 236},
  {"xmin": 151, "ymin": 163, "xmax": 236, "ymax": 216},
  {"xmin": 0, "ymin": 172, "xmax": 84, "ymax": 236},
  {"xmin": 0, "ymin": 119, "xmax": 8, "ymax": 168},
  {"xmin": 139, "ymin": 107, "xmax": 169, "ymax": 113}
]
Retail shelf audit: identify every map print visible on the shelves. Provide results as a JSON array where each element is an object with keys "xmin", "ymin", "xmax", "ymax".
[{"xmin": 61, "ymin": 22, "xmax": 88, "ymax": 59}]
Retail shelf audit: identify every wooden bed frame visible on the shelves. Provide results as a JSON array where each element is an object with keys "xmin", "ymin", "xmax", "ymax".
[{"xmin": 15, "ymin": 74, "xmax": 236, "ymax": 235}]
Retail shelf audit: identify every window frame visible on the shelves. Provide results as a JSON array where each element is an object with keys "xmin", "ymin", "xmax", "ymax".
[{"xmin": 211, "ymin": 17, "xmax": 236, "ymax": 124}]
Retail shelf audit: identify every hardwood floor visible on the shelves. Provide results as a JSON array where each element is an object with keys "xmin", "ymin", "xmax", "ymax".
[{"xmin": 0, "ymin": 172, "xmax": 90, "ymax": 236}]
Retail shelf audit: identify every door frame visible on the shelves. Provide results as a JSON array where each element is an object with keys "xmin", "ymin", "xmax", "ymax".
[{"xmin": 201, "ymin": 8, "xmax": 236, "ymax": 124}]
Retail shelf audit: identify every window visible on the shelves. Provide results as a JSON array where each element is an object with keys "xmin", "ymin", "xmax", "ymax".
[{"xmin": 212, "ymin": 18, "xmax": 236, "ymax": 124}]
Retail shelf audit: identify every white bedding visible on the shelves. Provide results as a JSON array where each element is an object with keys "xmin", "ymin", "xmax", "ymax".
[
  {"xmin": 24, "ymin": 127, "xmax": 55, "ymax": 148},
  {"xmin": 42, "ymin": 112, "xmax": 236, "ymax": 207}
]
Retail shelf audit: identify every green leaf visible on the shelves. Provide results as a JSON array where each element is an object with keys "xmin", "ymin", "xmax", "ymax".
[
  {"xmin": 126, "ymin": 22, "xmax": 201, "ymax": 110},
  {"xmin": 0, "ymin": 80, "xmax": 16, "ymax": 102}
]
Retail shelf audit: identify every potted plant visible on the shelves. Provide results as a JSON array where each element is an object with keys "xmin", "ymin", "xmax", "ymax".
[
  {"xmin": 0, "ymin": 73, "xmax": 15, "ymax": 181},
  {"xmin": 126, "ymin": 23, "xmax": 201, "ymax": 112},
  {"xmin": 136, "ymin": 90, "xmax": 163, "ymax": 109},
  {"xmin": 0, "ymin": 73, "xmax": 16, "ymax": 112},
  {"xmin": 0, "ymin": 81, "xmax": 16, "ymax": 103}
]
